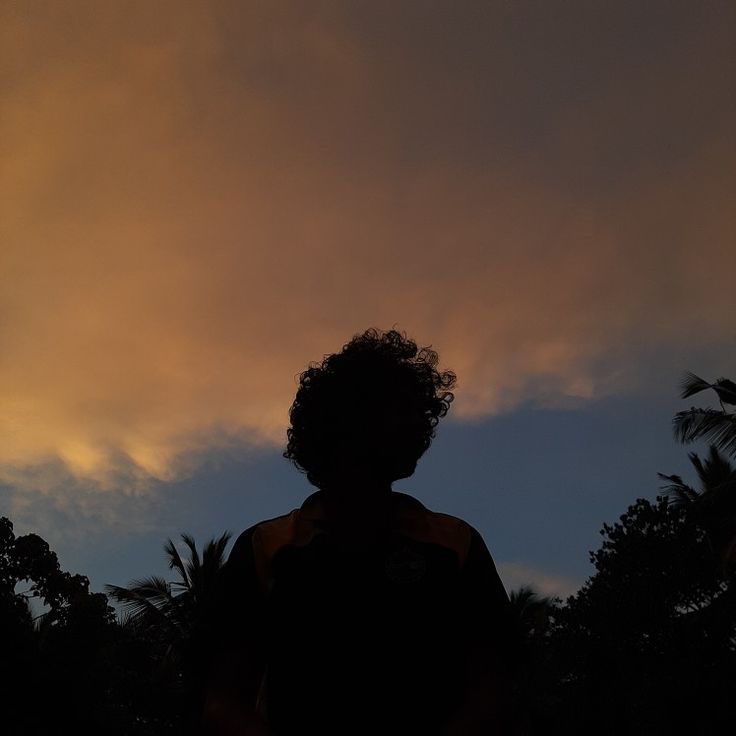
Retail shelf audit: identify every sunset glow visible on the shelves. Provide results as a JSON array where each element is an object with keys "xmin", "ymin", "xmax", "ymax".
[{"xmin": 3, "ymin": 3, "xmax": 733, "ymax": 498}]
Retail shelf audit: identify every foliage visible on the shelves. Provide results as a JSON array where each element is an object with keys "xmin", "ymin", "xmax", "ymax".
[
  {"xmin": 673, "ymin": 371, "xmax": 736, "ymax": 458},
  {"xmin": 666, "ymin": 369, "xmax": 736, "ymax": 573},
  {"xmin": 106, "ymin": 532, "xmax": 230, "ymax": 632},
  {"xmin": 539, "ymin": 497, "xmax": 736, "ymax": 735},
  {"xmin": 506, "ymin": 585, "xmax": 560, "ymax": 734},
  {"xmin": 104, "ymin": 531, "xmax": 231, "ymax": 730},
  {"xmin": 659, "ymin": 445, "xmax": 736, "ymax": 574},
  {"xmin": 0, "ymin": 517, "xmax": 226, "ymax": 735},
  {"xmin": 0, "ymin": 516, "xmax": 120, "ymax": 734}
]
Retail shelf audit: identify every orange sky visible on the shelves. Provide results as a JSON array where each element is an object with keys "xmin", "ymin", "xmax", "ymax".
[{"xmin": 2, "ymin": 1, "xmax": 734, "ymax": 493}]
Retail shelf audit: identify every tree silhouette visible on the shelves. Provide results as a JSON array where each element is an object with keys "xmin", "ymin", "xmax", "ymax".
[
  {"xmin": 673, "ymin": 372, "xmax": 736, "ymax": 458},
  {"xmin": 106, "ymin": 531, "xmax": 230, "ymax": 638},
  {"xmin": 507, "ymin": 585, "xmax": 559, "ymax": 735},
  {"xmin": 0, "ymin": 516, "xmax": 119, "ymax": 733},
  {"xmin": 548, "ymin": 497, "xmax": 735, "ymax": 734},
  {"xmin": 509, "ymin": 585, "xmax": 555, "ymax": 637},
  {"xmin": 659, "ymin": 445, "xmax": 736, "ymax": 575},
  {"xmin": 105, "ymin": 531, "xmax": 231, "ymax": 727}
]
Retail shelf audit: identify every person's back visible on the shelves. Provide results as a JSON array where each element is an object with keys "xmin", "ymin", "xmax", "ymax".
[{"xmin": 199, "ymin": 329, "xmax": 517, "ymax": 735}]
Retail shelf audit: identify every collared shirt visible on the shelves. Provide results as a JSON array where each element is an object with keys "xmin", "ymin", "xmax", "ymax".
[{"xmin": 203, "ymin": 490, "xmax": 514, "ymax": 735}]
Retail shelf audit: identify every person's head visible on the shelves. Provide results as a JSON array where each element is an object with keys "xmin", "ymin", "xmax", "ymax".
[{"xmin": 284, "ymin": 328, "xmax": 456, "ymax": 489}]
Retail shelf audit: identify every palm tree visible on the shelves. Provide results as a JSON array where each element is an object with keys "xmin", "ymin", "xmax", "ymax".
[
  {"xmin": 673, "ymin": 372, "xmax": 736, "ymax": 458},
  {"xmin": 509, "ymin": 585, "xmax": 555, "ymax": 638},
  {"xmin": 105, "ymin": 531, "xmax": 231, "ymax": 684},
  {"xmin": 106, "ymin": 532, "xmax": 230, "ymax": 621},
  {"xmin": 659, "ymin": 445, "xmax": 736, "ymax": 575},
  {"xmin": 507, "ymin": 586, "xmax": 558, "ymax": 735}
]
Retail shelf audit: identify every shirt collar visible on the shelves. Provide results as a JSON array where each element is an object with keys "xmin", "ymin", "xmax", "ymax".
[{"xmin": 297, "ymin": 489, "xmax": 427, "ymax": 532}]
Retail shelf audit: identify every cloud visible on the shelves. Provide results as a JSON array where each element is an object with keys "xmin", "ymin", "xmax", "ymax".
[
  {"xmin": 497, "ymin": 561, "xmax": 582, "ymax": 600},
  {"xmin": 1, "ymin": 2, "xmax": 734, "ymax": 490}
]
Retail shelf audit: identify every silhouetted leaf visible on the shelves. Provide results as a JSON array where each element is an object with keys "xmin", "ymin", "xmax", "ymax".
[
  {"xmin": 673, "ymin": 408, "xmax": 736, "ymax": 458},
  {"xmin": 679, "ymin": 371, "xmax": 714, "ymax": 399}
]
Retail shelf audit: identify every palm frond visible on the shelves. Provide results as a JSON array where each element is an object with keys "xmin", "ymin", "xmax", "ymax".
[
  {"xmin": 673, "ymin": 408, "xmax": 736, "ymax": 458},
  {"xmin": 694, "ymin": 446, "xmax": 736, "ymax": 492},
  {"xmin": 104, "ymin": 575, "xmax": 176, "ymax": 624},
  {"xmin": 659, "ymin": 447, "xmax": 736, "ymax": 511},
  {"xmin": 658, "ymin": 472, "xmax": 700, "ymax": 506},
  {"xmin": 180, "ymin": 533, "xmax": 201, "ymax": 590},
  {"xmin": 509, "ymin": 584, "xmax": 553, "ymax": 611},
  {"xmin": 509, "ymin": 585, "xmax": 537, "ymax": 606},
  {"xmin": 164, "ymin": 538, "xmax": 191, "ymax": 590},
  {"xmin": 509, "ymin": 585, "xmax": 555, "ymax": 634},
  {"xmin": 203, "ymin": 531, "xmax": 231, "ymax": 568},
  {"xmin": 180, "ymin": 533, "xmax": 200, "ymax": 568},
  {"xmin": 200, "ymin": 532, "xmax": 231, "ymax": 600},
  {"xmin": 126, "ymin": 575, "xmax": 173, "ymax": 597},
  {"xmin": 105, "ymin": 529, "xmax": 232, "ymax": 640},
  {"xmin": 679, "ymin": 371, "xmax": 714, "ymax": 400},
  {"xmin": 116, "ymin": 610, "xmax": 140, "ymax": 630},
  {"xmin": 714, "ymin": 378, "xmax": 736, "ymax": 406},
  {"xmin": 105, "ymin": 583, "xmax": 169, "ymax": 622}
]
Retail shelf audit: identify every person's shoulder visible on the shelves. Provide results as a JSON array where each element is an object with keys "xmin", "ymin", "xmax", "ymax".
[
  {"xmin": 227, "ymin": 509, "xmax": 299, "ymax": 564},
  {"xmin": 393, "ymin": 491, "xmax": 476, "ymax": 567},
  {"xmin": 393, "ymin": 490, "xmax": 475, "ymax": 530},
  {"xmin": 227, "ymin": 496, "xmax": 326, "ymax": 583}
]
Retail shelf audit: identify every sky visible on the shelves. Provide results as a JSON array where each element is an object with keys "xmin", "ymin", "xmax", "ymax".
[{"xmin": 2, "ymin": 1, "xmax": 735, "ymax": 600}]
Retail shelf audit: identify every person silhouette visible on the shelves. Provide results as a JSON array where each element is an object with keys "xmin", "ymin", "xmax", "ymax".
[{"xmin": 199, "ymin": 329, "xmax": 517, "ymax": 735}]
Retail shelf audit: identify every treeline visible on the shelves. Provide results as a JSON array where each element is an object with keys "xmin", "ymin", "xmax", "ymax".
[{"xmin": 2, "ymin": 373, "xmax": 735, "ymax": 734}]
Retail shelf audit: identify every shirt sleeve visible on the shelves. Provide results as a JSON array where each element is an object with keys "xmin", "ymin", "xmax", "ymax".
[
  {"xmin": 446, "ymin": 528, "xmax": 521, "ymax": 735},
  {"xmin": 458, "ymin": 526, "xmax": 518, "ymax": 678}
]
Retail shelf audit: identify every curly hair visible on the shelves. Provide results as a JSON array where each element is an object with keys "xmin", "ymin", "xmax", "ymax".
[{"xmin": 284, "ymin": 328, "xmax": 456, "ymax": 488}]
